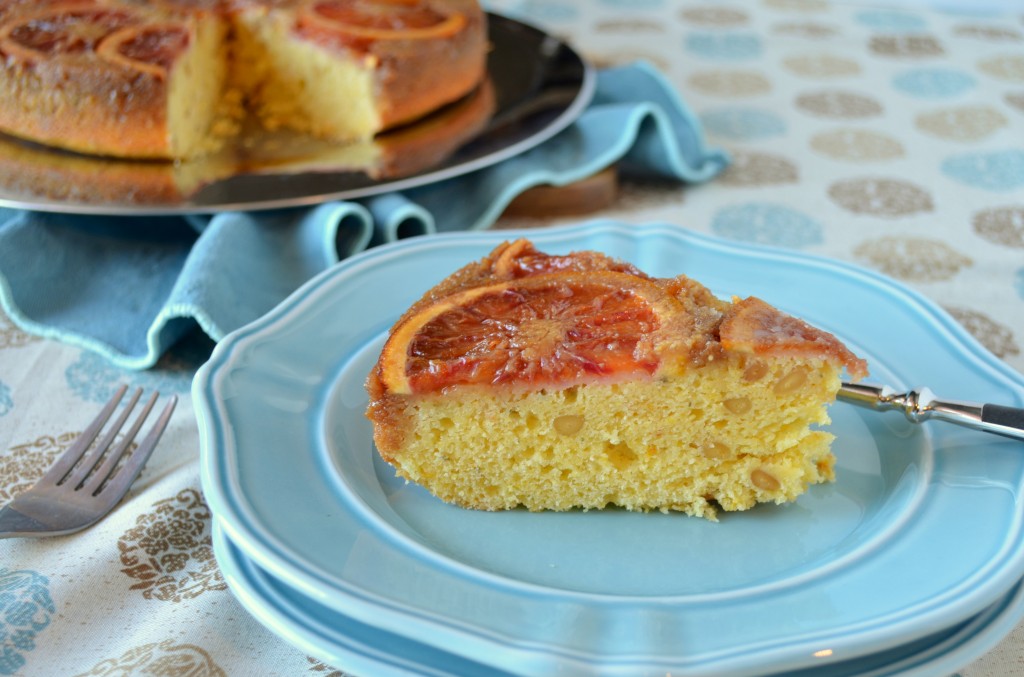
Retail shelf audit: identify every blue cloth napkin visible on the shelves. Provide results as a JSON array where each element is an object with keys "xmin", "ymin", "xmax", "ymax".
[{"xmin": 0, "ymin": 62, "xmax": 727, "ymax": 369}]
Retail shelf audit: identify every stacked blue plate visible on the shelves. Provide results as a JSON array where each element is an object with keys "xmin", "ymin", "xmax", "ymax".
[{"xmin": 195, "ymin": 222, "xmax": 1024, "ymax": 676}]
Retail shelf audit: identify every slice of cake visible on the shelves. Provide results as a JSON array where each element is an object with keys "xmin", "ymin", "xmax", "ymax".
[{"xmin": 365, "ymin": 239, "xmax": 868, "ymax": 520}]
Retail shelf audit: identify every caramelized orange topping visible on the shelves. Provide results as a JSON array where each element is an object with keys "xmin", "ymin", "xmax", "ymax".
[
  {"xmin": 0, "ymin": 3, "xmax": 138, "ymax": 61},
  {"xmin": 490, "ymin": 239, "xmax": 646, "ymax": 280},
  {"xmin": 720, "ymin": 296, "xmax": 869, "ymax": 379},
  {"xmin": 374, "ymin": 240, "xmax": 868, "ymax": 397}
]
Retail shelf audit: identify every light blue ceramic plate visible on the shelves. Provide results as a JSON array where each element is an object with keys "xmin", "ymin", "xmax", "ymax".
[
  {"xmin": 213, "ymin": 524, "xmax": 1024, "ymax": 677},
  {"xmin": 195, "ymin": 222, "xmax": 1024, "ymax": 676}
]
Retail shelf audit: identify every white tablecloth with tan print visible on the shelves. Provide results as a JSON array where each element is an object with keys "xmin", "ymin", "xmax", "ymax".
[{"xmin": 3, "ymin": 0, "xmax": 1024, "ymax": 675}]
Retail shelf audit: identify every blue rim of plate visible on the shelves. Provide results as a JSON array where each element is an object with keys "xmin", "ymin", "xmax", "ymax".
[
  {"xmin": 195, "ymin": 221, "xmax": 1024, "ymax": 676},
  {"xmin": 212, "ymin": 523, "xmax": 1024, "ymax": 677}
]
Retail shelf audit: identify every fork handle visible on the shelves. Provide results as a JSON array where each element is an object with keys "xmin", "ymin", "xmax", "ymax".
[
  {"xmin": 839, "ymin": 384, "xmax": 1024, "ymax": 442},
  {"xmin": 984, "ymin": 404, "xmax": 1024, "ymax": 439},
  {"xmin": 0, "ymin": 504, "xmax": 49, "ymax": 538}
]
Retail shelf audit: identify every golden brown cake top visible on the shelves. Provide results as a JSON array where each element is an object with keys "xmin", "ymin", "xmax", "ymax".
[
  {"xmin": 367, "ymin": 239, "xmax": 868, "ymax": 402},
  {"xmin": 0, "ymin": 0, "xmax": 484, "ymax": 68},
  {"xmin": 0, "ymin": 0, "xmax": 483, "ymax": 81}
]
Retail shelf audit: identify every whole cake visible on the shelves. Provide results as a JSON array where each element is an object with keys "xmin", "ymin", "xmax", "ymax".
[
  {"xmin": 365, "ymin": 239, "xmax": 869, "ymax": 520},
  {"xmin": 0, "ymin": 0, "xmax": 487, "ymax": 159}
]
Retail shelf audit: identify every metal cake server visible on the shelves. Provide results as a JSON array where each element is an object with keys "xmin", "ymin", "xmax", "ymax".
[{"xmin": 839, "ymin": 383, "xmax": 1024, "ymax": 442}]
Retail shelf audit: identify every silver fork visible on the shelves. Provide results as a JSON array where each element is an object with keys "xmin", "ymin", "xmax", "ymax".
[
  {"xmin": 0, "ymin": 385, "xmax": 177, "ymax": 538},
  {"xmin": 839, "ymin": 382, "xmax": 1024, "ymax": 441}
]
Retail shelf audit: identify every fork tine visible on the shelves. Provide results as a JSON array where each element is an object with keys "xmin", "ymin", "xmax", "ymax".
[
  {"xmin": 40, "ymin": 384, "xmax": 129, "ymax": 485},
  {"xmin": 92, "ymin": 394, "xmax": 177, "ymax": 503},
  {"xmin": 93, "ymin": 393, "xmax": 177, "ymax": 499},
  {"xmin": 60, "ymin": 387, "xmax": 143, "ymax": 490},
  {"xmin": 79, "ymin": 389, "xmax": 158, "ymax": 495}
]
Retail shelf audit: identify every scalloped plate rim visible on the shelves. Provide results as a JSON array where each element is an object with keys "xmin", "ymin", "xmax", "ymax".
[
  {"xmin": 196, "ymin": 220, "xmax": 1024, "ymax": 676},
  {"xmin": 212, "ymin": 524, "xmax": 1024, "ymax": 677}
]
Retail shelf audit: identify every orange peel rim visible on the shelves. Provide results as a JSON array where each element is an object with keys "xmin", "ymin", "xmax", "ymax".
[
  {"xmin": 300, "ymin": 2, "xmax": 467, "ymax": 41},
  {"xmin": 96, "ymin": 22, "xmax": 190, "ymax": 79}
]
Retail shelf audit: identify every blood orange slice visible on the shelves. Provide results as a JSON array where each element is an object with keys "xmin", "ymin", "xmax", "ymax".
[
  {"xmin": 298, "ymin": 0, "xmax": 466, "ymax": 48},
  {"xmin": 378, "ymin": 270, "xmax": 686, "ymax": 395},
  {"xmin": 0, "ymin": 2, "xmax": 138, "ymax": 61},
  {"xmin": 96, "ymin": 23, "xmax": 190, "ymax": 79}
]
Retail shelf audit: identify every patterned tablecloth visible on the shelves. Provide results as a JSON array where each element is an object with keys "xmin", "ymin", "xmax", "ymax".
[{"xmin": 2, "ymin": 0, "xmax": 1023, "ymax": 675}]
